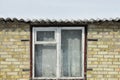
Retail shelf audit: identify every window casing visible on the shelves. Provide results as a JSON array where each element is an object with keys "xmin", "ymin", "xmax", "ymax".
[{"xmin": 32, "ymin": 27, "xmax": 85, "ymax": 79}]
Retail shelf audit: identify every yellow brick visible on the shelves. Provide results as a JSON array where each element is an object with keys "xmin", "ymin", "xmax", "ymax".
[
  {"xmin": 98, "ymin": 65, "xmax": 108, "ymax": 68},
  {"xmin": 88, "ymin": 58, "xmax": 98, "ymax": 61},
  {"xmin": 91, "ymin": 61, "xmax": 99, "ymax": 64},
  {"xmin": 104, "ymin": 68, "xmax": 114, "ymax": 71},
  {"xmin": 11, "ymin": 75, "xmax": 21, "ymax": 78},
  {"xmin": 1, "ymin": 54, "xmax": 12, "ymax": 58},
  {"xmin": 92, "ymin": 35, "xmax": 102, "ymax": 38},
  {"xmin": 93, "ymin": 68, "xmax": 103, "ymax": 71},
  {"xmin": 92, "ymin": 48, "xmax": 100, "ymax": 51},
  {"xmin": 1, "ymin": 69, "xmax": 11, "ymax": 71},
  {"xmin": 107, "ymin": 78, "xmax": 118, "ymax": 80},
  {"xmin": 93, "ymin": 55, "xmax": 103, "ymax": 58},
  {"xmin": 87, "ymin": 64, "xmax": 97, "ymax": 68},
  {"xmin": 0, "ymin": 65, "xmax": 7, "ymax": 68},
  {"xmin": 98, "ymin": 52, "xmax": 108, "ymax": 54},
  {"xmin": 101, "ymin": 62, "xmax": 112, "ymax": 65},
  {"xmin": 17, "ymin": 78, "xmax": 28, "ymax": 80},
  {"xmin": 87, "ymin": 71, "xmax": 93, "ymax": 75},
  {"xmin": 1, "ymin": 61, "xmax": 11, "ymax": 64},
  {"xmin": 98, "ymin": 45, "xmax": 108, "ymax": 48},
  {"xmin": 7, "ymin": 72, "xmax": 18, "ymax": 75},
  {"xmin": 88, "ymin": 51, "xmax": 97, "ymax": 54},
  {"xmin": 12, "ymin": 62, "xmax": 21, "ymax": 65},
  {"xmin": 0, "ymin": 58, "xmax": 5, "ymax": 61},
  {"xmin": 104, "ymin": 55, "xmax": 114, "ymax": 58},
  {"xmin": 97, "ymin": 42, "xmax": 103, "ymax": 45},
  {"xmin": 5, "ymin": 58, "xmax": 18, "ymax": 62},
  {"xmin": 113, "ymin": 62, "xmax": 120, "ymax": 64},
  {"xmin": 0, "ymin": 75, "xmax": 3, "ymax": 78},
  {"xmin": 115, "ymin": 55, "xmax": 120, "ymax": 58},
  {"xmin": 98, "ymin": 58, "xmax": 108, "ymax": 61},
  {"xmin": 14, "ymin": 42, "xmax": 23, "ymax": 45},
  {"xmin": 13, "ymin": 68, "xmax": 21, "ymax": 71},
  {"xmin": 87, "ymin": 74, "xmax": 92, "ymax": 77},
  {"xmin": 108, "ymin": 65, "xmax": 118, "ymax": 68},
  {"xmin": 108, "ymin": 72, "xmax": 118, "ymax": 74},
  {"xmin": 97, "ymin": 71, "xmax": 107, "ymax": 74},
  {"xmin": 22, "ymin": 75, "xmax": 29, "ymax": 78},
  {"xmin": 88, "ymin": 45, "xmax": 97, "ymax": 48},
  {"xmin": 104, "ymin": 35, "xmax": 113, "ymax": 38}
]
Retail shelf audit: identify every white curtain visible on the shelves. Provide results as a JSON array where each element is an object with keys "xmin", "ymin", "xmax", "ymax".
[
  {"xmin": 35, "ymin": 44, "xmax": 56, "ymax": 77},
  {"xmin": 35, "ymin": 31, "xmax": 56, "ymax": 77},
  {"xmin": 61, "ymin": 30, "xmax": 82, "ymax": 77}
]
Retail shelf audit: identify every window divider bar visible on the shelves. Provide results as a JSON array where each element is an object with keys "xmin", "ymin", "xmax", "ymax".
[
  {"xmin": 82, "ymin": 27, "xmax": 85, "ymax": 78},
  {"xmin": 32, "ymin": 28, "xmax": 35, "ymax": 78},
  {"xmin": 56, "ymin": 28, "xmax": 61, "ymax": 79},
  {"xmin": 34, "ymin": 41, "xmax": 56, "ymax": 44}
]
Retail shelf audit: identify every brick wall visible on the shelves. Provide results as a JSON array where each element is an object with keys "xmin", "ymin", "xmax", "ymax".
[
  {"xmin": 87, "ymin": 23, "xmax": 120, "ymax": 80},
  {"xmin": 0, "ymin": 22, "xmax": 30, "ymax": 80},
  {"xmin": 0, "ymin": 21, "xmax": 120, "ymax": 80}
]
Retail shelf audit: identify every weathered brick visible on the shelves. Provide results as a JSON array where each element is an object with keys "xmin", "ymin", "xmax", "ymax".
[{"xmin": 87, "ymin": 24, "xmax": 120, "ymax": 80}]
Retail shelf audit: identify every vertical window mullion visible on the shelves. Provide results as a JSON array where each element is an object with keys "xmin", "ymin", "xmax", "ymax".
[
  {"xmin": 82, "ymin": 28, "xmax": 85, "ymax": 78},
  {"xmin": 32, "ymin": 28, "xmax": 35, "ymax": 78},
  {"xmin": 56, "ymin": 28, "xmax": 61, "ymax": 79}
]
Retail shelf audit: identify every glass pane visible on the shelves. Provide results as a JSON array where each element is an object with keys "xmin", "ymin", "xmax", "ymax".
[
  {"xmin": 35, "ymin": 44, "xmax": 57, "ymax": 77},
  {"xmin": 61, "ymin": 30, "xmax": 82, "ymax": 77},
  {"xmin": 37, "ymin": 31, "xmax": 55, "ymax": 41}
]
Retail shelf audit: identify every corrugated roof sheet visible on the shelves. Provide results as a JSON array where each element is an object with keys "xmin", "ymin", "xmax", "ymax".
[{"xmin": 0, "ymin": 17, "xmax": 120, "ymax": 24}]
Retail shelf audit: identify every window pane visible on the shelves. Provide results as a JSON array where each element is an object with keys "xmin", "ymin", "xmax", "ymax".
[
  {"xmin": 61, "ymin": 30, "xmax": 82, "ymax": 77},
  {"xmin": 35, "ymin": 44, "xmax": 57, "ymax": 77},
  {"xmin": 37, "ymin": 31, "xmax": 55, "ymax": 41}
]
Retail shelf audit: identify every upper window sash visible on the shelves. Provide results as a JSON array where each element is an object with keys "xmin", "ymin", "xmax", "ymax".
[{"xmin": 33, "ymin": 27, "xmax": 57, "ymax": 44}]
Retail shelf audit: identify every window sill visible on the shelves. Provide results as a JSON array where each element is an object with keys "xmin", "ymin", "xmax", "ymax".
[{"xmin": 31, "ymin": 77, "xmax": 84, "ymax": 80}]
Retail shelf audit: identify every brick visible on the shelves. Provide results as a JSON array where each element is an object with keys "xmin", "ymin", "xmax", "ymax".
[
  {"xmin": 93, "ymin": 68, "xmax": 103, "ymax": 71},
  {"xmin": 104, "ymin": 55, "xmax": 114, "ymax": 58},
  {"xmin": 1, "ymin": 54, "xmax": 12, "ymax": 58},
  {"xmin": 98, "ymin": 45, "xmax": 108, "ymax": 48},
  {"xmin": 88, "ymin": 51, "xmax": 97, "ymax": 54},
  {"xmin": 98, "ymin": 65, "xmax": 108, "ymax": 68},
  {"xmin": 108, "ymin": 65, "xmax": 118, "ymax": 68},
  {"xmin": 115, "ymin": 55, "xmax": 120, "ymax": 58},
  {"xmin": 93, "ymin": 55, "xmax": 103, "ymax": 58},
  {"xmin": 7, "ymin": 72, "xmax": 18, "ymax": 75},
  {"xmin": 88, "ymin": 58, "xmax": 98, "ymax": 61},
  {"xmin": 103, "ymin": 68, "xmax": 114, "ymax": 71},
  {"xmin": 108, "ymin": 72, "xmax": 118, "ymax": 74},
  {"xmin": 5, "ymin": 58, "xmax": 18, "ymax": 62},
  {"xmin": 1, "ymin": 61, "xmax": 11, "ymax": 64},
  {"xmin": 113, "ymin": 62, "xmax": 120, "ymax": 65},
  {"xmin": 97, "ymin": 42, "xmax": 103, "ymax": 45},
  {"xmin": 104, "ymin": 35, "xmax": 113, "ymax": 38},
  {"xmin": 1, "ymin": 69, "xmax": 11, "ymax": 71},
  {"xmin": 101, "ymin": 62, "xmax": 112, "ymax": 65},
  {"xmin": 92, "ymin": 35, "xmax": 102, "ymax": 38},
  {"xmin": 98, "ymin": 52, "xmax": 108, "ymax": 54},
  {"xmin": 87, "ymin": 64, "xmax": 97, "ymax": 68},
  {"xmin": 17, "ymin": 78, "xmax": 28, "ymax": 80},
  {"xmin": 88, "ymin": 45, "xmax": 97, "ymax": 48}
]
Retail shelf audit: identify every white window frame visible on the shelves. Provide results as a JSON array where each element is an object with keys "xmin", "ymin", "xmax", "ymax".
[{"xmin": 32, "ymin": 27, "xmax": 85, "ymax": 80}]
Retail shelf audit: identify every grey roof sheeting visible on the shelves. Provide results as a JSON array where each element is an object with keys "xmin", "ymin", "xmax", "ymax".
[{"xmin": 0, "ymin": 17, "xmax": 120, "ymax": 25}]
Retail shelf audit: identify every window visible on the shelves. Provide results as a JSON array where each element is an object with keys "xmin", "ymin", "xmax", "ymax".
[{"xmin": 32, "ymin": 27, "xmax": 85, "ymax": 79}]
